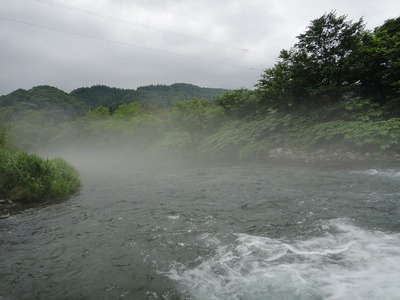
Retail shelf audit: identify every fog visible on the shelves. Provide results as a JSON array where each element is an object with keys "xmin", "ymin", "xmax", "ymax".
[{"xmin": 39, "ymin": 137, "xmax": 208, "ymax": 177}]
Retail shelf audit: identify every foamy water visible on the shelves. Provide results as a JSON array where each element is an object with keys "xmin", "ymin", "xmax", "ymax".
[
  {"xmin": 354, "ymin": 168, "xmax": 400, "ymax": 178},
  {"xmin": 168, "ymin": 219, "xmax": 400, "ymax": 300}
]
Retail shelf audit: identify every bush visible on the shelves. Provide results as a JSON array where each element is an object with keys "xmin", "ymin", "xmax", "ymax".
[{"xmin": 0, "ymin": 150, "xmax": 80, "ymax": 201}]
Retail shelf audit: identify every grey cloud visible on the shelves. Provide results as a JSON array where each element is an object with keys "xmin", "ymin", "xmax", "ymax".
[{"xmin": 0, "ymin": 0, "xmax": 398, "ymax": 95}]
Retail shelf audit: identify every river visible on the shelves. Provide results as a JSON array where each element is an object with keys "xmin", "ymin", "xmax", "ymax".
[{"xmin": 1, "ymin": 158, "xmax": 400, "ymax": 299}]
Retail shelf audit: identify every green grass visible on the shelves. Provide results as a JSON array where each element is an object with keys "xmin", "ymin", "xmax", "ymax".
[{"xmin": 0, "ymin": 150, "xmax": 80, "ymax": 201}]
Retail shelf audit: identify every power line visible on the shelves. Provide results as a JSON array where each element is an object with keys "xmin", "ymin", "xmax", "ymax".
[
  {"xmin": 35, "ymin": 0, "xmax": 275, "ymax": 59},
  {"xmin": 0, "ymin": 16, "xmax": 264, "ymax": 72}
]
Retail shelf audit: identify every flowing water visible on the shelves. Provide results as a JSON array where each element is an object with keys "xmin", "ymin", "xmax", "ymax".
[{"xmin": 1, "ymin": 158, "xmax": 400, "ymax": 299}]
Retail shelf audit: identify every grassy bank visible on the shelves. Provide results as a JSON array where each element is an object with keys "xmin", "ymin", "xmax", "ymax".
[
  {"xmin": 0, "ymin": 150, "xmax": 81, "ymax": 202},
  {"xmin": 195, "ymin": 109, "xmax": 400, "ymax": 161}
]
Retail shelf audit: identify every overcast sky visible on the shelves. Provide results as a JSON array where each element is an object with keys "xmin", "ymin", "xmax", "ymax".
[{"xmin": 1, "ymin": 0, "xmax": 399, "ymax": 95}]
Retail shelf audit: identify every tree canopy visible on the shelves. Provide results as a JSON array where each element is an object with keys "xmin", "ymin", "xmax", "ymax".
[
  {"xmin": 256, "ymin": 12, "xmax": 400, "ymax": 115},
  {"xmin": 357, "ymin": 16, "xmax": 400, "ymax": 108}
]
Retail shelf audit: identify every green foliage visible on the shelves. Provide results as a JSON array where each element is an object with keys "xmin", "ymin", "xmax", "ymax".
[
  {"xmin": 0, "ymin": 86, "xmax": 88, "ymax": 120},
  {"xmin": 11, "ymin": 110, "xmax": 64, "ymax": 150},
  {"xmin": 0, "ymin": 150, "xmax": 80, "ymax": 201},
  {"xmin": 128, "ymin": 114, "xmax": 163, "ymax": 140},
  {"xmin": 150, "ymin": 131, "xmax": 192, "ymax": 156},
  {"xmin": 257, "ymin": 13, "xmax": 400, "ymax": 114},
  {"xmin": 112, "ymin": 102, "xmax": 142, "ymax": 120},
  {"xmin": 123, "ymin": 83, "xmax": 228, "ymax": 107},
  {"xmin": 199, "ymin": 120, "xmax": 250, "ymax": 159},
  {"xmin": 70, "ymin": 85, "xmax": 129, "ymax": 108},
  {"xmin": 214, "ymin": 88, "xmax": 259, "ymax": 118},
  {"xmin": 357, "ymin": 17, "xmax": 400, "ymax": 109},
  {"xmin": 256, "ymin": 61, "xmax": 294, "ymax": 112},
  {"xmin": 248, "ymin": 13, "xmax": 400, "ymax": 159},
  {"xmin": 0, "ymin": 86, "xmax": 88, "ymax": 150},
  {"xmin": 49, "ymin": 101, "xmax": 165, "ymax": 152},
  {"xmin": 291, "ymin": 118, "xmax": 400, "ymax": 151},
  {"xmin": 85, "ymin": 106, "xmax": 110, "ymax": 120},
  {"xmin": 257, "ymin": 11, "xmax": 366, "ymax": 108},
  {"xmin": 199, "ymin": 111, "xmax": 292, "ymax": 160},
  {"xmin": 341, "ymin": 99, "xmax": 385, "ymax": 121},
  {"xmin": 278, "ymin": 108, "xmax": 400, "ymax": 152},
  {"xmin": 51, "ymin": 106, "xmax": 112, "ymax": 146},
  {"xmin": 0, "ymin": 84, "xmax": 228, "ymax": 152},
  {"xmin": 198, "ymin": 106, "xmax": 400, "ymax": 160},
  {"xmin": 293, "ymin": 12, "xmax": 365, "ymax": 102},
  {"xmin": 47, "ymin": 158, "xmax": 81, "ymax": 199},
  {"xmin": 70, "ymin": 83, "xmax": 228, "ymax": 109},
  {"xmin": 171, "ymin": 99, "xmax": 225, "ymax": 145},
  {"xmin": 0, "ymin": 124, "xmax": 14, "ymax": 150}
]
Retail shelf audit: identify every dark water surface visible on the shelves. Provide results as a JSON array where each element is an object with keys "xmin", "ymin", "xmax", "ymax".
[{"xmin": 1, "ymin": 159, "xmax": 400, "ymax": 299}]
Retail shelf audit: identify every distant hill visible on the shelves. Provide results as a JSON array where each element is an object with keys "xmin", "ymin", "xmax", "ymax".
[
  {"xmin": 70, "ymin": 85, "xmax": 129, "ymax": 109},
  {"xmin": 0, "ymin": 83, "xmax": 230, "ymax": 121},
  {"xmin": 123, "ymin": 83, "xmax": 229, "ymax": 107},
  {"xmin": 0, "ymin": 85, "xmax": 89, "ymax": 149},
  {"xmin": 70, "ymin": 83, "xmax": 229, "ymax": 108},
  {"xmin": 0, "ymin": 85, "xmax": 88, "ymax": 123}
]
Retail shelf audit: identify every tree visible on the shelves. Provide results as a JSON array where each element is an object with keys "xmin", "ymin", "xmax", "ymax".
[
  {"xmin": 256, "ymin": 58, "xmax": 295, "ymax": 112},
  {"xmin": 112, "ymin": 102, "xmax": 142, "ymax": 120},
  {"xmin": 214, "ymin": 88, "xmax": 259, "ymax": 118},
  {"xmin": 358, "ymin": 17, "xmax": 400, "ymax": 109},
  {"xmin": 257, "ymin": 11, "xmax": 366, "ymax": 109}
]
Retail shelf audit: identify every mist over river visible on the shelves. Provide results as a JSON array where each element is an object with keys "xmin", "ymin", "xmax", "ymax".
[{"xmin": 1, "ymin": 158, "xmax": 400, "ymax": 299}]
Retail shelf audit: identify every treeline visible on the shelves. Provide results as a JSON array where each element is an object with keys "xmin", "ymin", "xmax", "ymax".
[
  {"xmin": 1, "ymin": 12, "xmax": 399, "ymax": 162},
  {"xmin": 0, "ymin": 83, "xmax": 228, "ymax": 150},
  {"xmin": 70, "ymin": 83, "xmax": 228, "ymax": 108}
]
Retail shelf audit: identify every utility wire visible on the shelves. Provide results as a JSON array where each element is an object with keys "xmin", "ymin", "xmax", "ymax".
[
  {"xmin": 0, "ymin": 16, "xmax": 263, "ymax": 71},
  {"xmin": 35, "ymin": 0, "xmax": 275, "ymax": 59}
]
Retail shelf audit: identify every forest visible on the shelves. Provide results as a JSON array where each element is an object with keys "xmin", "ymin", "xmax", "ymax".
[{"xmin": 1, "ymin": 12, "xmax": 400, "ymax": 201}]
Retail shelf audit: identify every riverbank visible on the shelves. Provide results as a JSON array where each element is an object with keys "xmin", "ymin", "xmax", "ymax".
[{"xmin": 267, "ymin": 147, "xmax": 400, "ymax": 163}]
